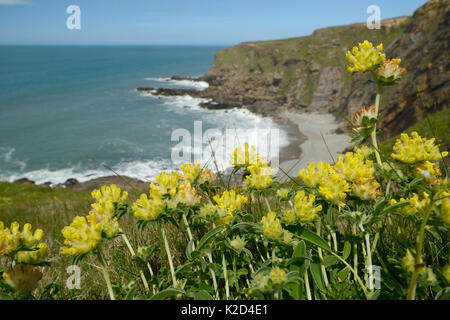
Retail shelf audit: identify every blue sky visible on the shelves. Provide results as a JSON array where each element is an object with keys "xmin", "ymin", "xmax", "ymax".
[{"xmin": 0, "ymin": 0, "xmax": 428, "ymax": 45}]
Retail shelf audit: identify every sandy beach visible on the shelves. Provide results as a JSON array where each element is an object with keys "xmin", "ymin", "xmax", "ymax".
[{"xmin": 277, "ymin": 111, "xmax": 352, "ymax": 181}]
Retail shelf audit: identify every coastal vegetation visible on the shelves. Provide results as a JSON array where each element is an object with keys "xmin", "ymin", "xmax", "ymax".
[{"xmin": 0, "ymin": 39, "xmax": 448, "ymax": 300}]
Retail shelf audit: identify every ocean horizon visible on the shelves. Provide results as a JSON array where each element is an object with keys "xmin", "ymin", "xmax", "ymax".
[{"xmin": 0, "ymin": 45, "xmax": 288, "ymax": 185}]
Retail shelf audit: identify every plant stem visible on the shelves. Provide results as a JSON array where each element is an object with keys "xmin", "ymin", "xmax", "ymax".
[
  {"xmin": 161, "ymin": 225, "xmax": 177, "ymax": 287},
  {"xmin": 352, "ymin": 224, "xmax": 358, "ymax": 282},
  {"xmin": 406, "ymin": 204, "xmax": 433, "ymax": 300},
  {"xmin": 96, "ymin": 248, "xmax": 115, "ymax": 300},
  {"xmin": 222, "ymin": 253, "xmax": 230, "ymax": 299},
  {"xmin": 206, "ymin": 252, "xmax": 219, "ymax": 298},
  {"xmin": 119, "ymin": 230, "xmax": 150, "ymax": 292},
  {"xmin": 371, "ymin": 82, "xmax": 382, "ymax": 166},
  {"xmin": 331, "ymin": 232, "xmax": 338, "ymax": 252},
  {"xmin": 330, "ymin": 251, "xmax": 369, "ymax": 299},
  {"xmin": 264, "ymin": 197, "xmax": 272, "ymax": 212},
  {"xmin": 365, "ymin": 233, "xmax": 374, "ymax": 291},
  {"xmin": 304, "ymin": 268, "xmax": 312, "ymax": 300},
  {"xmin": 316, "ymin": 221, "xmax": 329, "ymax": 287},
  {"xmin": 182, "ymin": 212, "xmax": 196, "ymax": 250},
  {"xmin": 233, "ymin": 255, "xmax": 239, "ymax": 292}
]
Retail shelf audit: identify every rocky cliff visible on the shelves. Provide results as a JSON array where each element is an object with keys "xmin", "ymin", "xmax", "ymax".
[{"xmin": 198, "ymin": 0, "xmax": 449, "ymax": 139}]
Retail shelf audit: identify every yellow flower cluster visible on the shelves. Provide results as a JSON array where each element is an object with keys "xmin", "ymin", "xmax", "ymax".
[
  {"xmin": 262, "ymin": 212, "xmax": 283, "ymax": 240},
  {"xmin": 61, "ymin": 213, "xmax": 118, "ymax": 255},
  {"xmin": 294, "ymin": 191, "xmax": 322, "ymax": 223},
  {"xmin": 282, "ymin": 209, "xmax": 297, "ymax": 225},
  {"xmin": 245, "ymin": 160, "xmax": 274, "ymax": 190},
  {"xmin": 133, "ymin": 166, "xmax": 204, "ymax": 221},
  {"xmin": 443, "ymin": 265, "xmax": 450, "ymax": 283},
  {"xmin": 403, "ymin": 249, "xmax": 425, "ymax": 275},
  {"xmin": 0, "ymin": 221, "xmax": 47, "ymax": 295},
  {"xmin": 252, "ymin": 273, "xmax": 270, "ymax": 292},
  {"xmin": 319, "ymin": 172, "xmax": 350, "ymax": 210},
  {"xmin": 230, "ymin": 143, "xmax": 260, "ymax": 167},
  {"xmin": 282, "ymin": 230, "xmax": 297, "ymax": 246},
  {"xmin": 269, "ymin": 267, "xmax": 287, "ymax": 284},
  {"xmin": 2, "ymin": 264, "xmax": 43, "ymax": 295},
  {"xmin": 276, "ymin": 188, "xmax": 290, "ymax": 201},
  {"xmin": 0, "ymin": 222, "xmax": 44, "ymax": 257},
  {"xmin": 334, "ymin": 152, "xmax": 374, "ymax": 182},
  {"xmin": 349, "ymin": 106, "xmax": 377, "ymax": 128},
  {"xmin": 403, "ymin": 249, "xmax": 416, "ymax": 273},
  {"xmin": 230, "ymin": 236, "xmax": 246, "ymax": 250},
  {"xmin": 132, "ymin": 193, "xmax": 164, "ymax": 221},
  {"xmin": 352, "ymin": 178, "xmax": 381, "ymax": 201},
  {"xmin": 214, "ymin": 190, "xmax": 248, "ymax": 212},
  {"xmin": 91, "ymin": 184, "xmax": 128, "ymax": 205},
  {"xmin": 17, "ymin": 243, "xmax": 48, "ymax": 265},
  {"xmin": 346, "ymin": 41, "xmax": 386, "ymax": 73},
  {"xmin": 390, "ymin": 192, "xmax": 431, "ymax": 216},
  {"xmin": 440, "ymin": 196, "xmax": 450, "ymax": 227},
  {"xmin": 415, "ymin": 161, "xmax": 442, "ymax": 185},
  {"xmin": 298, "ymin": 161, "xmax": 332, "ymax": 188},
  {"xmin": 212, "ymin": 190, "xmax": 248, "ymax": 225},
  {"xmin": 391, "ymin": 131, "xmax": 448, "ymax": 164},
  {"xmin": 61, "ymin": 184, "xmax": 127, "ymax": 256},
  {"xmin": 180, "ymin": 161, "xmax": 216, "ymax": 185},
  {"xmin": 299, "ymin": 161, "xmax": 353, "ymax": 208},
  {"xmin": 375, "ymin": 59, "xmax": 406, "ymax": 82},
  {"xmin": 354, "ymin": 145, "xmax": 374, "ymax": 160}
]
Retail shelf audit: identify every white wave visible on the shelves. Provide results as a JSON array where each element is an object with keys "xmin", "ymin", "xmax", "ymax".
[
  {"xmin": 0, "ymin": 147, "xmax": 27, "ymax": 171},
  {"xmin": 0, "ymin": 159, "xmax": 177, "ymax": 187},
  {"xmin": 145, "ymin": 77, "xmax": 209, "ymax": 90},
  {"xmin": 145, "ymin": 94, "xmax": 291, "ymax": 173}
]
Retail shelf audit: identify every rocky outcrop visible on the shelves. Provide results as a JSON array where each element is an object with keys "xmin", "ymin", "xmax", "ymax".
[
  {"xmin": 54, "ymin": 176, "xmax": 148, "ymax": 192},
  {"xmin": 195, "ymin": 0, "xmax": 449, "ymax": 139}
]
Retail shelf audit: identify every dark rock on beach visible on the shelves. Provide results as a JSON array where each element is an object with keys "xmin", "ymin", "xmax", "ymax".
[
  {"xmin": 62, "ymin": 176, "xmax": 148, "ymax": 192},
  {"xmin": 13, "ymin": 178, "xmax": 35, "ymax": 185},
  {"xmin": 137, "ymin": 87, "xmax": 202, "ymax": 97}
]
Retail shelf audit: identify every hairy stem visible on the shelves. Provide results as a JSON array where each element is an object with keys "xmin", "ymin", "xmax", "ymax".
[
  {"xmin": 161, "ymin": 225, "xmax": 177, "ymax": 287},
  {"xmin": 222, "ymin": 253, "xmax": 230, "ymax": 299},
  {"xmin": 371, "ymin": 82, "xmax": 382, "ymax": 166},
  {"xmin": 407, "ymin": 204, "xmax": 433, "ymax": 300},
  {"xmin": 96, "ymin": 248, "xmax": 115, "ymax": 300},
  {"xmin": 119, "ymin": 230, "xmax": 150, "ymax": 292}
]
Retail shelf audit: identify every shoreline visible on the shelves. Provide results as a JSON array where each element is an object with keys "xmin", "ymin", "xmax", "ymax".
[
  {"xmin": 277, "ymin": 111, "xmax": 352, "ymax": 181},
  {"xmin": 6, "ymin": 77, "xmax": 351, "ymax": 190}
]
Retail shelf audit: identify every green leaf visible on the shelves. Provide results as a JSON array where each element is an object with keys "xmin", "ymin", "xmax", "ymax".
[
  {"xmin": 230, "ymin": 222, "xmax": 260, "ymax": 231},
  {"xmin": 373, "ymin": 197, "xmax": 388, "ymax": 215},
  {"xmin": 337, "ymin": 266, "xmax": 351, "ymax": 281},
  {"xmin": 309, "ymin": 263, "xmax": 325, "ymax": 292},
  {"xmin": 436, "ymin": 287, "xmax": 450, "ymax": 300},
  {"xmin": 237, "ymin": 268, "xmax": 248, "ymax": 276},
  {"xmin": 286, "ymin": 256, "xmax": 311, "ymax": 267},
  {"xmin": 297, "ymin": 228, "xmax": 331, "ymax": 253},
  {"xmin": 407, "ymin": 177, "xmax": 424, "ymax": 188},
  {"xmin": 426, "ymin": 227, "xmax": 442, "ymax": 242},
  {"xmin": 343, "ymin": 242, "xmax": 351, "ymax": 260},
  {"xmin": 322, "ymin": 256, "xmax": 340, "ymax": 268},
  {"xmin": 192, "ymin": 289, "xmax": 214, "ymax": 300},
  {"xmin": 382, "ymin": 201, "xmax": 409, "ymax": 215},
  {"xmin": 185, "ymin": 239, "xmax": 195, "ymax": 261},
  {"xmin": 150, "ymin": 288, "xmax": 185, "ymax": 300},
  {"xmin": 175, "ymin": 262, "xmax": 195, "ymax": 276},
  {"xmin": 195, "ymin": 225, "xmax": 225, "ymax": 252},
  {"xmin": 367, "ymin": 290, "xmax": 381, "ymax": 300},
  {"xmin": 293, "ymin": 240, "xmax": 306, "ymax": 257}
]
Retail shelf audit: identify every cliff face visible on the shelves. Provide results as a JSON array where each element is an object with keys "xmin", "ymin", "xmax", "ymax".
[{"xmin": 200, "ymin": 0, "xmax": 449, "ymax": 139}]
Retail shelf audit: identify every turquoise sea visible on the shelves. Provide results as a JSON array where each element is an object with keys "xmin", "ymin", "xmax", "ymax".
[{"xmin": 0, "ymin": 46, "xmax": 285, "ymax": 185}]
